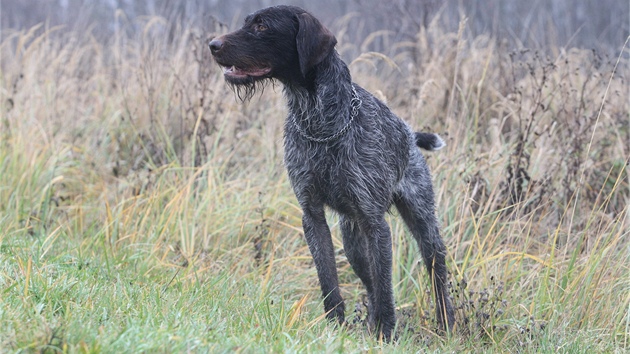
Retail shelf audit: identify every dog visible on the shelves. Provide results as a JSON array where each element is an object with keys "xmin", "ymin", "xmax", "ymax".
[{"xmin": 209, "ymin": 5, "xmax": 454, "ymax": 339}]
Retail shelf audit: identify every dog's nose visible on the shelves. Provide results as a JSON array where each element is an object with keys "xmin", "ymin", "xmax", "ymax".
[{"xmin": 208, "ymin": 38, "xmax": 223, "ymax": 52}]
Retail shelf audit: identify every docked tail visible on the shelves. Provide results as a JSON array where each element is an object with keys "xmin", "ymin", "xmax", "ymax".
[{"xmin": 415, "ymin": 132, "xmax": 446, "ymax": 151}]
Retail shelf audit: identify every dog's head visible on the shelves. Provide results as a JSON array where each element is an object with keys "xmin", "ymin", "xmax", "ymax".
[{"xmin": 208, "ymin": 6, "xmax": 337, "ymax": 99}]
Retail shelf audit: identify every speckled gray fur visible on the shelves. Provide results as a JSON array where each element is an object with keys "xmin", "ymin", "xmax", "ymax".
[{"xmin": 209, "ymin": 5, "xmax": 454, "ymax": 339}]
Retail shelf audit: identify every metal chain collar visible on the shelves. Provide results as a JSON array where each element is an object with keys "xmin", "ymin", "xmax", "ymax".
[{"xmin": 292, "ymin": 85, "xmax": 362, "ymax": 143}]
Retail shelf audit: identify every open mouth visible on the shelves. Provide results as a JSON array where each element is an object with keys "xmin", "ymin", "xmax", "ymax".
[{"xmin": 222, "ymin": 65, "xmax": 271, "ymax": 79}]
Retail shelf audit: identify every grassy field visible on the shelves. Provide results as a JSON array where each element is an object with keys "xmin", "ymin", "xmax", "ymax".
[{"xmin": 0, "ymin": 15, "xmax": 628, "ymax": 353}]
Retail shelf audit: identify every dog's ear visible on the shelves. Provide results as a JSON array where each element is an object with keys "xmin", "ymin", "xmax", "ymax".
[{"xmin": 296, "ymin": 12, "xmax": 337, "ymax": 77}]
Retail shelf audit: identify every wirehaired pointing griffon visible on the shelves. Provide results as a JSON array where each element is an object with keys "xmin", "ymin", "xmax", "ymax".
[{"xmin": 209, "ymin": 5, "xmax": 454, "ymax": 339}]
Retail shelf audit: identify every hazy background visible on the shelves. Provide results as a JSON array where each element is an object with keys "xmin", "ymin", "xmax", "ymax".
[
  {"xmin": 1, "ymin": 0, "xmax": 628, "ymax": 351},
  {"xmin": 2, "ymin": 0, "xmax": 628, "ymax": 54}
]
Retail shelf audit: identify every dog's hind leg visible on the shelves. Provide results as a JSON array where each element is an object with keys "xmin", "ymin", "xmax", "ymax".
[{"xmin": 394, "ymin": 154, "xmax": 455, "ymax": 333}]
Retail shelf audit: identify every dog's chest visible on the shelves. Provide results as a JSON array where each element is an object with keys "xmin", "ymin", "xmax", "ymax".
[
  {"xmin": 284, "ymin": 138, "xmax": 344, "ymax": 184},
  {"xmin": 284, "ymin": 135, "xmax": 361, "ymax": 200}
]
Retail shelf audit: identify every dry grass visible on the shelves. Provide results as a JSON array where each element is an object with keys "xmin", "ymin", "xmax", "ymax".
[{"xmin": 0, "ymin": 13, "xmax": 628, "ymax": 352}]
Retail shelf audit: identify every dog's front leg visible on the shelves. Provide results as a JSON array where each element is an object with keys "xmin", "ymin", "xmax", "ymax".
[
  {"xmin": 363, "ymin": 217, "xmax": 396, "ymax": 340},
  {"xmin": 301, "ymin": 204, "xmax": 345, "ymax": 324}
]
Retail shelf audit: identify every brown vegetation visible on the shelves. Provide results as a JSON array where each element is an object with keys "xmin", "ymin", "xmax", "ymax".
[{"xmin": 0, "ymin": 3, "xmax": 628, "ymax": 351}]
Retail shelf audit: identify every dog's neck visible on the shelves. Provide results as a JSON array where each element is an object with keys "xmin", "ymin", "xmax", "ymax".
[{"xmin": 283, "ymin": 52, "xmax": 355, "ymax": 141}]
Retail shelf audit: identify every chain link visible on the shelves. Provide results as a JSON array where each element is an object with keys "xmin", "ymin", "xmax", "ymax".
[{"xmin": 293, "ymin": 86, "xmax": 362, "ymax": 143}]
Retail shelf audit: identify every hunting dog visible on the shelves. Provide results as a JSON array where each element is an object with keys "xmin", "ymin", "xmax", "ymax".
[{"xmin": 209, "ymin": 5, "xmax": 454, "ymax": 339}]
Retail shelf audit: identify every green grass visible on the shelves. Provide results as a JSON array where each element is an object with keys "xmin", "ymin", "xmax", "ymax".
[{"xmin": 0, "ymin": 18, "xmax": 628, "ymax": 353}]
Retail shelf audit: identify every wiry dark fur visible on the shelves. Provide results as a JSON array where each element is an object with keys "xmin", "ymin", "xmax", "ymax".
[{"xmin": 209, "ymin": 5, "xmax": 454, "ymax": 339}]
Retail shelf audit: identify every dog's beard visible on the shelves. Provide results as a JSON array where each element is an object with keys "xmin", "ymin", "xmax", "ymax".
[{"xmin": 227, "ymin": 78, "xmax": 272, "ymax": 102}]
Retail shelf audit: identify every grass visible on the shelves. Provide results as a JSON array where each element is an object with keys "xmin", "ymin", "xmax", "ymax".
[{"xmin": 0, "ymin": 13, "xmax": 628, "ymax": 353}]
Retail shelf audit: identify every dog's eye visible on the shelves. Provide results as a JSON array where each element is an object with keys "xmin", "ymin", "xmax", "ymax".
[{"xmin": 256, "ymin": 24, "xmax": 268, "ymax": 32}]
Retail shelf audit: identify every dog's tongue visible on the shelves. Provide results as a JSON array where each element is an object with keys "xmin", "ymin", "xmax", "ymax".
[{"xmin": 224, "ymin": 66, "xmax": 270, "ymax": 77}]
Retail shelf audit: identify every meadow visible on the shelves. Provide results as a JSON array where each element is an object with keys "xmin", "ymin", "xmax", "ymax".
[{"xmin": 0, "ymin": 11, "xmax": 628, "ymax": 353}]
